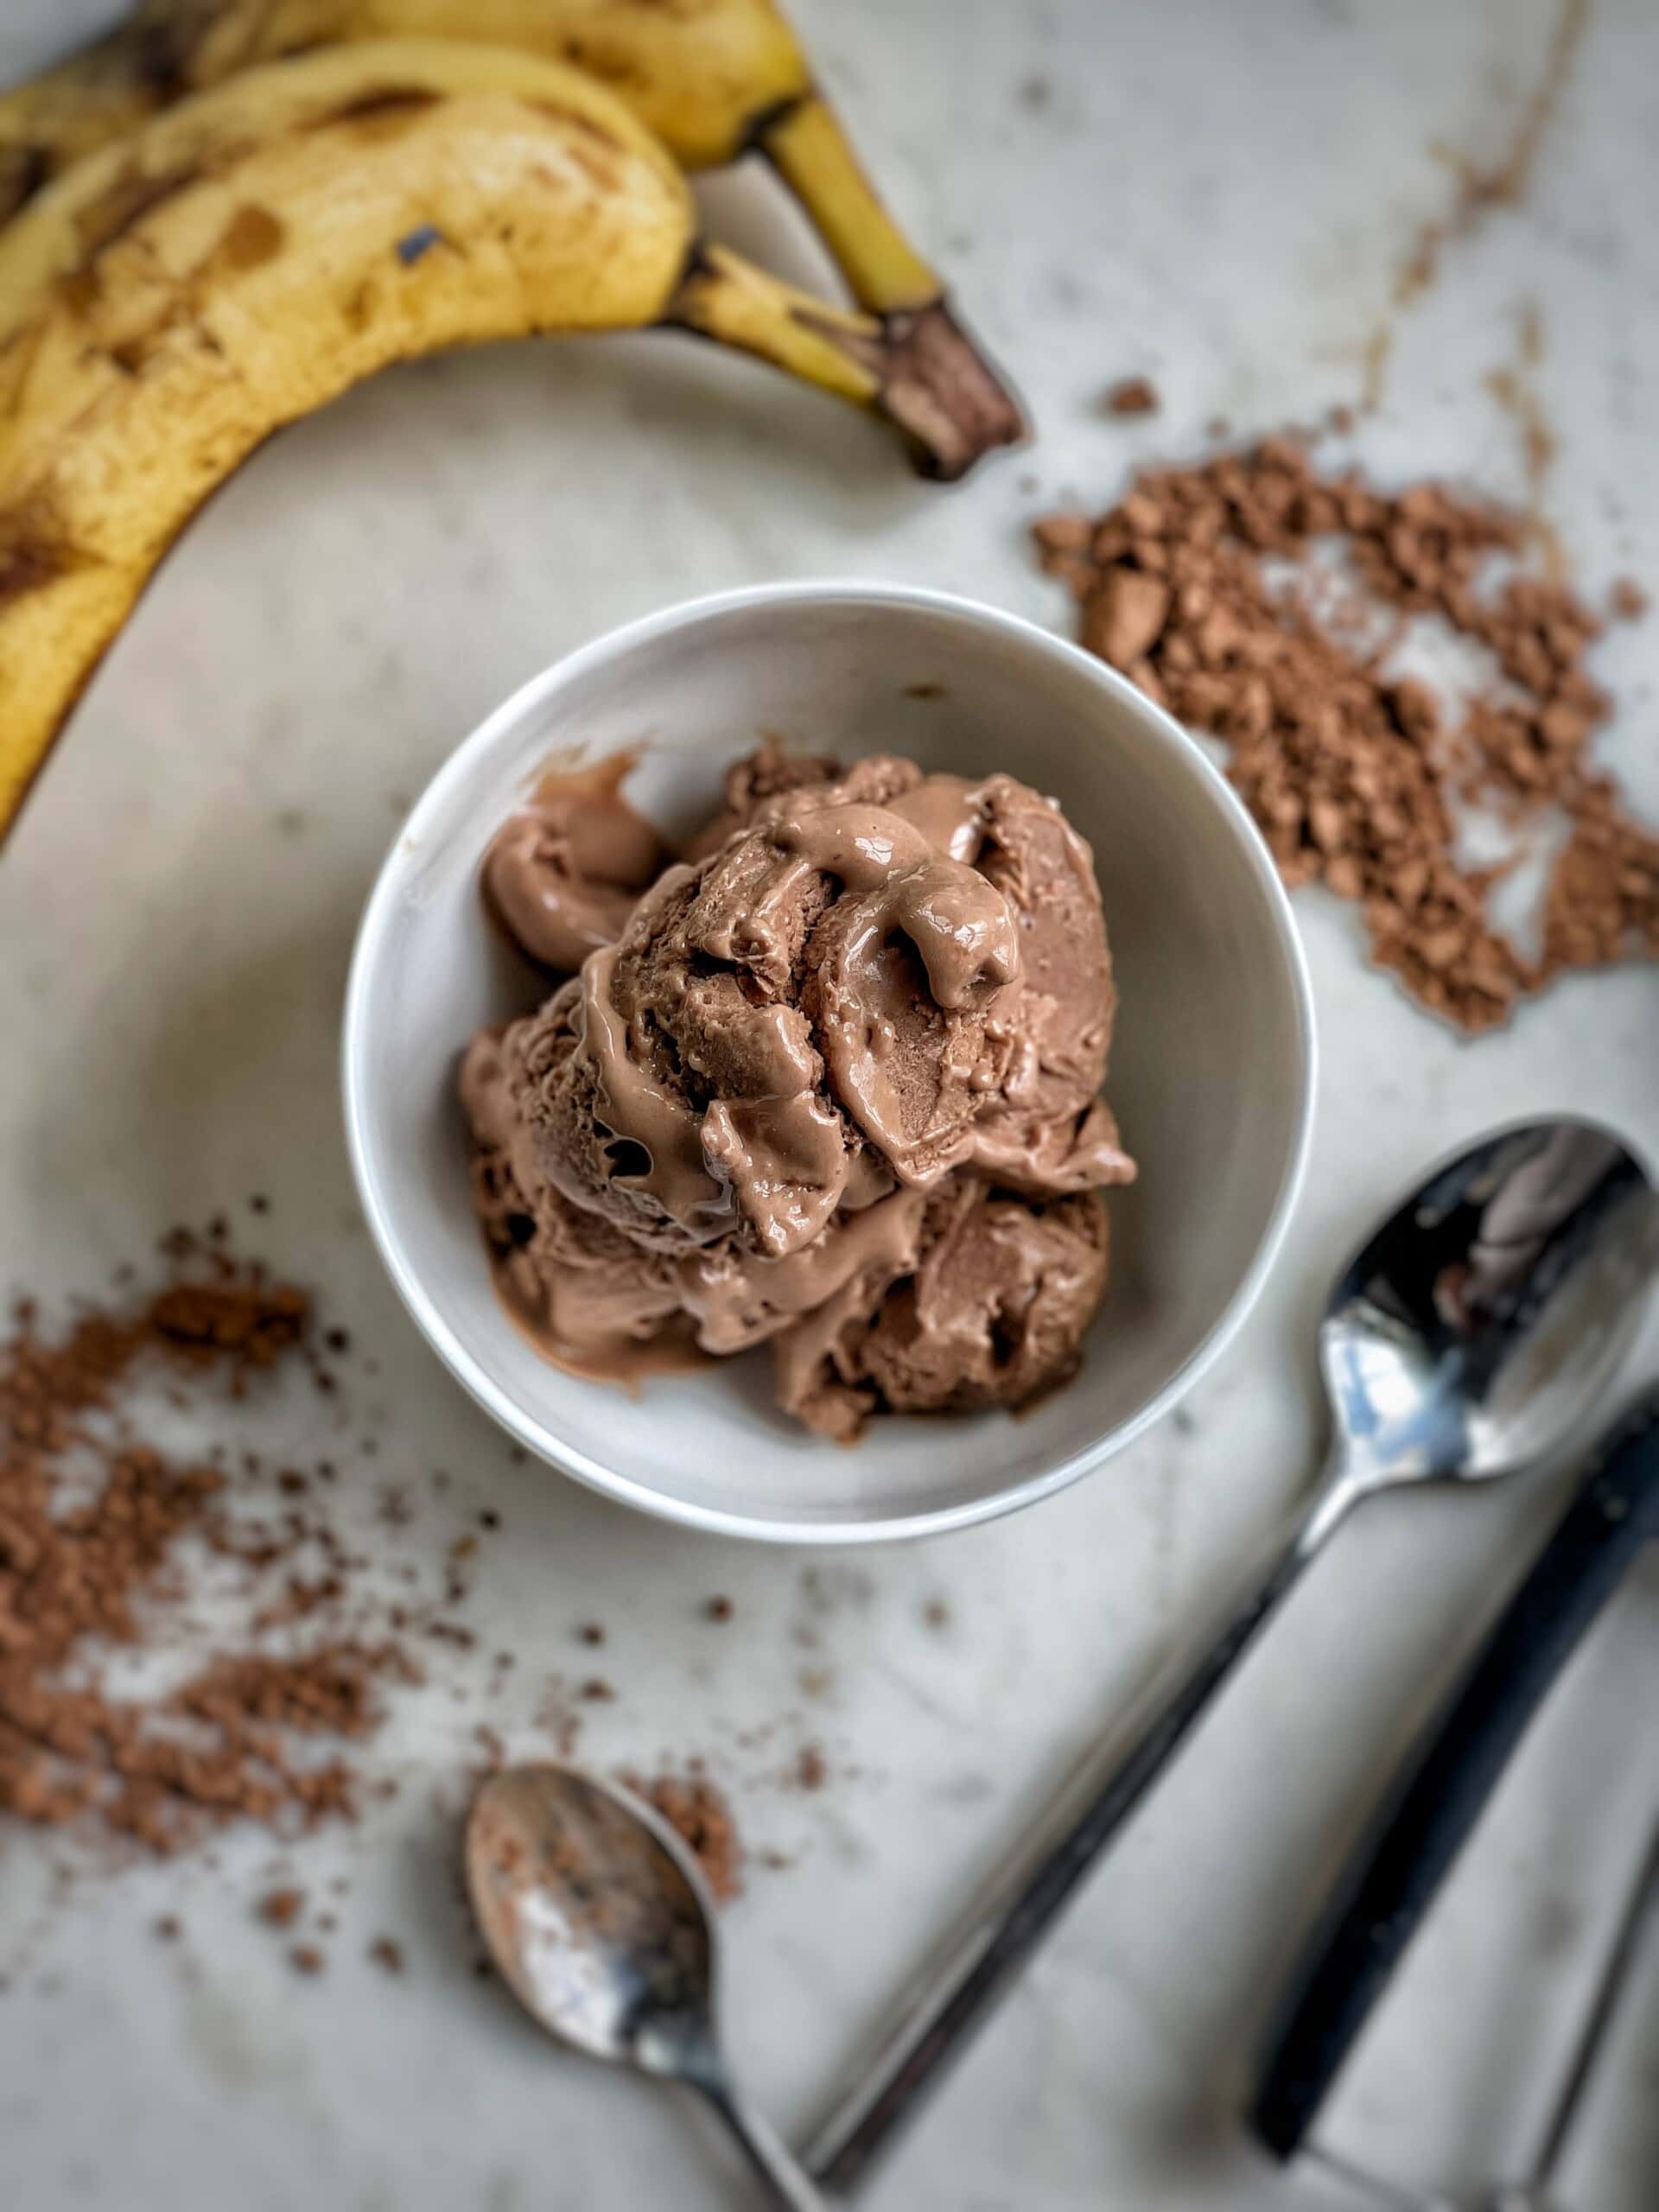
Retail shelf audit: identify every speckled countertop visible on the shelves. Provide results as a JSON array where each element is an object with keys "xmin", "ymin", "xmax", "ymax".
[{"xmin": 2, "ymin": 3, "xmax": 1657, "ymax": 2208}]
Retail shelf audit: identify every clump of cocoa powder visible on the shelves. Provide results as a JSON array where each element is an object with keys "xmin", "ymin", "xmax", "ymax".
[
  {"xmin": 1103, "ymin": 375, "xmax": 1160, "ymax": 417},
  {"xmin": 1035, "ymin": 436, "xmax": 1657, "ymax": 1031},
  {"xmin": 0, "ymin": 1245, "xmax": 417, "ymax": 1854},
  {"xmin": 625, "ymin": 1768, "xmax": 743, "ymax": 1903}
]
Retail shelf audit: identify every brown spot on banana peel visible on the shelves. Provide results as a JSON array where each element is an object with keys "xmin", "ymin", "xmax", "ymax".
[
  {"xmin": 73, "ymin": 159, "xmax": 203, "ymax": 257},
  {"xmin": 0, "ymin": 315, "xmax": 49, "ymax": 416},
  {"xmin": 0, "ymin": 503, "xmax": 83, "ymax": 605},
  {"xmin": 315, "ymin": 86, "xmax": 442, "ymax": 136},
  {"xmin": 0, "ymin": 148, "xmax": 51, "ymax": 230},
  {"xmin": 556, "ymin": 35, "xmax": 651, "ymax": 92},
  {"xmin": 127, "ymin": 16, "xmax": 213, "ymax": 102},
  {"xmin": 518, "ymin": 99, "xmax": 626, "ymax": 152},
  {"xmin": 215, "ymin": 203, "xmax": 284, "ymax": 272},
  {"xmin": 518, "ymin": 100, "xmax": 630, "ymax": 191}
]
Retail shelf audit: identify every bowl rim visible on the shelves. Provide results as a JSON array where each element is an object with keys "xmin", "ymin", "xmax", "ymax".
[{"xmin": 342, "ymin": 580, "xmax": 1318, "ymax": 1546}]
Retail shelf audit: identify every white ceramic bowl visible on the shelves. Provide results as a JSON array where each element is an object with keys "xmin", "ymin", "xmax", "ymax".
[{"xmin": 344, "ymin": 584, "xmax": 1314, "ymax": 1544}]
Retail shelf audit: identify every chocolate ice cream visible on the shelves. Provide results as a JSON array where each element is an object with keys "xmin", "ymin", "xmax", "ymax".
[
  {"xmin": 459, "ymin": 745, "xmax": 1134, "ymax": 1439},
  {"xmin": 773, "ymin": 1180, "xmax": 1110, "ymax": 1441},
  {"xmin": 482, "ymin": 751, "xmax": 666, "ymax": 974}
]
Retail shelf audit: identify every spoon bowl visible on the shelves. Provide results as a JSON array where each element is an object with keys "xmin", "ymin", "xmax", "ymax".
[
  {"xmin": 467, "ymin": 1764, "xmax": 821, "ymax": 2209},
  {"xmin": 467, "ymin": 1764, "xmax": 715, "ymax": 2074},
  {"xmin": 1320, "ymin": 1120, "xmax": 1657, "ymax": 1493}
]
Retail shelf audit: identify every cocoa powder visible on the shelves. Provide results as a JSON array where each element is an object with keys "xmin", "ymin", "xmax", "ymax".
[
  {"xmin": 626, "ymin": 1769, "xmax": 743, "ymax": 1903},
  {"xmin": 0, "ymin": 1246, "xmax": 420, "ymax": 1855},
  {"xmin": 1036, "ymin": 437, "xmax": 1656, "ymax": 1031},
  {"xmin": 1104, "ymin": 375, "xmax": 1160, "ymax": 417}
]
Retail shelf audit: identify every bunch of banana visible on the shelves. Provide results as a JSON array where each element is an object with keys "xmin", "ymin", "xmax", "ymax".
[
  {"xmin": 0, "ymin": 0, "xmax": 1017, "ymax": 421},
  {"xmin": 0, "ymin": 40, "xmax": 1012, "ymax": 836}
]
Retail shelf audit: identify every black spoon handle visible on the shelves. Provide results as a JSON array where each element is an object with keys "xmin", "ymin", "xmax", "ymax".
[{"xmin": 1249, "ymin": 1382, "xmax": 1659, "ymax": 2164}]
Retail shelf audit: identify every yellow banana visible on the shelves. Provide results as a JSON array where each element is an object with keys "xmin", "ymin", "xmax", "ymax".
[
  {"xmin": 0, "ymin": 0, "xmax": 1021, "ymax": 442},
  {"xmin": 0, "ymin": 41, "xmax": 996, "ymax": 838}
]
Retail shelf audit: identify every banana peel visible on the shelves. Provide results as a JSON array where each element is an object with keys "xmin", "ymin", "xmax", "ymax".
[
  {"xmin": 0, "ymin": 0, "xmax": 1023, "ymax": 445},
  {"xmin": 0, "ymin": 41, "xmax": 1007, "ymax": 838}
]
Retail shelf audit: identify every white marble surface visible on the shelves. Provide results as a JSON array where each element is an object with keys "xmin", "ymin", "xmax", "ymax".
[{"xmin": 3, "ymin": 2, "xmax": 1657, "ymax": 2207}]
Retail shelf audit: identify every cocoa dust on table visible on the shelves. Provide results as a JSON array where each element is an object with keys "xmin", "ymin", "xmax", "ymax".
[
  {"xmin": 1036, "ymin": 436, "xmax": 1657, "ymax": 1033},
  {"xmin": 0, "ymin": 1238, "xmax": 432, "ymax": 1858},
  {"xmin": 625, "ymin": 1769, "xmax": 744, "ymax": 1904},
  {"xmin": 1103, "ymin": 375, "xmax": 1160, "ymax": 417}
]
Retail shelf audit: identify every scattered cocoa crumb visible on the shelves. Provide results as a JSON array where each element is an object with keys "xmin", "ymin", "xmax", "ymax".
[
  {"xmin": 1036, "ymin": 438, "xmax": 1658, "ymax": 1031},
  {"xmin": 368, "ymin": 1936, "xmax": 404, "ymax": 1975},
  {"xmin": 248, "ymin": 1195, "xmax": 270, "ymax": 1214},
  {"xmin": 153, "ymin": 1915, "xmax": 181, "ymax": 1942},
  {"xmin": 626, "ymin": 1770, "xmax": 743, "ymax": 1904},
  {"xmin": 323, "ymin": 1329, "xmax": 351, "ymax": 1355},
  {"xmin": 1104, "ymin": 375, "xmax": 1159, "ymax": 416},
  {"xmin": 376, "ymin": 1483, "xmax": 412, "ymax": 1529},
  {"xmin": 0, "ymin": 1243, "xmax": 446, "ymax": 1861},
  {"xmin": 258, "ymin": 1888, "xmax": 305, "ymax": 1929},
  {"xmin": 576, "ymin": 1623, "xmax": 606, "ymax": 1647},
  {"xmin": 289, "ymin": 1945, "xmax": 325, "ymax": 1976},
  {"xmin": 922, "ymin": 1598, "xmax": 950, "ymax": 1630},
  {"xmin": 704, "ymin": 1596, "xmax": 734, "ymax": 1623},
  {"xmin": 1610, "ymin": 576, "xmax": 1648, "ymax": 622},
  {"xmin": 1327, "ymin": 403, "xmax": 1356, "ymax": 435},
  {"xmin": 426, "ymin": 1622, "xmax": 475, "ymax": 1649},
  {"xmin": 537, "ymin": 1679, "xmax": 582, "ymax": 1758},
  {"xmin": 579, "ymin": 1678, "xmax": 615, "ymax": 1703},
  {"xmin": 479, "ymin": 1510, "xmax": 500, "ymax": 1531},
  {"xmin": 793, "ymin": 1746, "xmax": 828, "ymax": 1793}
]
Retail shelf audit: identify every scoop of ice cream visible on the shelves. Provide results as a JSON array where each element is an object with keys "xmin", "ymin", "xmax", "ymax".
[
  {"xmin": 772, "ymin": 1180, "xmax": 1110, "ymax": 1442},
  {"xmin": 524, "ymin": 769, "xmax": 1035, "ymax": 1261},
  {"xmin": 938, "ymin": 772, "xmax": 1135, "ymax": 1192},
  {"xmin": 460, "ymin": 1026, "xmax": 689, "ymax": 1374},
  {"xmin": 461, "ymin": 1023, "xmax": 931, "ymax": 1376},
  {"xmin": 482, "ymin": 753, "xmax": 667, "ymax": 973},
  {"xmin": 519, "ymin": 759, "xmax": 1132, "ymax": 1265},
  {"xmin": 458, "ymin": 744, "xmax": 1133, "ymax": 1439},
  {"xmin": 713, "ymin": 759, "xmax": 1131, "ymax": 1191}
]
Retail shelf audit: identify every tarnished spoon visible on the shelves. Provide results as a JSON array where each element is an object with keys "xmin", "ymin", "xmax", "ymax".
[{"xmin": 467, "ymin": 1763, "xmax": 822, "ymax": 2210}]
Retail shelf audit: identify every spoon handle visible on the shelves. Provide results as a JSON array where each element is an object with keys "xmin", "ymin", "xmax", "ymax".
[
  {"xmin": 804, "ymin": 1478, "xmax": 1350, "ymax": 2193},
  {"xmin": 1251, "ymin": 1388, "xmax": 1659, "ymax": 2166},
  {"xmin": 700, "ymin": 2075, "xmax": 826, "ymax": 2210}
]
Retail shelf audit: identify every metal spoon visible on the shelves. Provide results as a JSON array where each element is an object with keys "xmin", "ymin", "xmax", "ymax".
[
  {"xmin": 804, "ymin": 1118, "xmax": 1657, "ymax": 2193},
  {"xmin": 467, "ymin": 1763, "xmax": 822, "ymax": 2211}
]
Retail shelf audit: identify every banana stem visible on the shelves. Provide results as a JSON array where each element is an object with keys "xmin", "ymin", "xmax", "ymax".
[
  {"xmin": 755, "ymin": 94, "xmax": 1026, "ymax": 467},
  {"xmin": 664, "ymin": 240, "xmax": 1018, "ymax": 482},
  {"xmin": 757, "ymin": 93, "xmax": 937, "ymax": 319}
]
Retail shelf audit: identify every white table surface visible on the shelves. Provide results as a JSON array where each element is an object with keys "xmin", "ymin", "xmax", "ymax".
[{"xmin": 2, "ymin": 3, "xmax": 1656, "ymax": 2207}]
